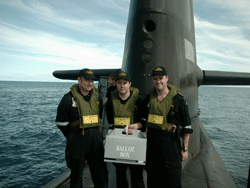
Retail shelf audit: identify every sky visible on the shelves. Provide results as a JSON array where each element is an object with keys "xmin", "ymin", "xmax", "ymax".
[{"xmin": 0, "ymin": 0, "xmax": 250, "ymax": 82}]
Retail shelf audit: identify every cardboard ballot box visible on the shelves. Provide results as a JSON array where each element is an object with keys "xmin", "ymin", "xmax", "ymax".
[{"xmin": 104, "ymin": 129, "xmax": 147, "ymax": 165}]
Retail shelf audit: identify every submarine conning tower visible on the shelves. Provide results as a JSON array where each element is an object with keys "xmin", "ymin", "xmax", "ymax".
[
  {"xmin": 120, "ymin": 0, "xmax": 250, "ymax": 165},
  {"xmin": 121, "ymin": 0, "xmax": 200, "ymax": 159}
]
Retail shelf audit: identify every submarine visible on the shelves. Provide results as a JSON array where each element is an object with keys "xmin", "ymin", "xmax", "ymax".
[{"xmin": 45, "ymin": 0, "xmax": 250, "ymax": 187}]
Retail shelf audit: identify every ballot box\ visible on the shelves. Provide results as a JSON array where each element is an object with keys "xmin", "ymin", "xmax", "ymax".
[{"xmin": 104, "ymin": 128, "xmax": 147, "ymax": 165}]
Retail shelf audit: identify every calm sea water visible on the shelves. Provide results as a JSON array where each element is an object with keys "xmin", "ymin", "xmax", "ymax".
[
  {"xmin": 198, "ymin": 86, "xmax": 250, "ymax": 187},
  {"xmin": 0, "ymin": 81, "xmax": 249, "ymax": 188}
]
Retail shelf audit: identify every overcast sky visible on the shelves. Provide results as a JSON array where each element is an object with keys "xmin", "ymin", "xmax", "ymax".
[{"xmin": 1, "ymin": 0, "xmax": 250, "ymax": 82}]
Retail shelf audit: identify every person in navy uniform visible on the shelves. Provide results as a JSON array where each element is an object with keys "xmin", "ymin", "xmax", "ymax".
[
  {"xmin": 103, "ymin": 74, "xmax": 117, "ymax": 105},
  {"xmin": 128, "ymin": 66, "xmax": 193, "ymax": 188},
  {"xmin": 56, "ymin": 68, "xmax": 108, "ymax": 188},
  {"xmin": 105, "ymin": 71, "xmax": 145, "ymax": 188}
]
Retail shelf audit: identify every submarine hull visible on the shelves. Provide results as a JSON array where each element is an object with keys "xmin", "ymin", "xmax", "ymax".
[{"xmin": 44, "ymin": 120, "xmax": 237, "ymax": 188}]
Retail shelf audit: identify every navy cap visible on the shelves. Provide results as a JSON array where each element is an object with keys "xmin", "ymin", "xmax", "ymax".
[
  {"xmin": 116, "ymin": 71, "xmax": 130, "ymax": 81},
  {"xmin": 151, "ymin": 66, "xmax": 167, "ymax": 76},
  {"xmin": 79, "ymin": 68, "xmax": 96, "ymax": 80}
]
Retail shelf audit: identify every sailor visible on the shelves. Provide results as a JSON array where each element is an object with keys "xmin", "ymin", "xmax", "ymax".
[
  {"xmin": 105, "ymin": 71, "xmax": 145, "ymax": 188},
  {"xmin": 56, "ymin": 68, "xmax": 108, "ymax": 188},
  {"xmin": 103, "ymin": 74, "xmax": 117, "ymax": 105},
  {"xmin": 128, "ymin": 66, "xmax": 193, "ymax": 188}
]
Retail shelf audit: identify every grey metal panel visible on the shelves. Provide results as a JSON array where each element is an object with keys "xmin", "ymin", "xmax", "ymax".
[
  {"xmin": 127, "ymin": 0, "xmax": 193, "ymax": 31},
  {"xmin": 43, "ymin": 169, "xmax": 70, "ymax": 188},
  {"xmin": 53, "ymin": 69, "xmax": 120, "ymax": 80},
  {"xmin": 203, "ymin": 70, "xmax": 250, "ymax": 85}
]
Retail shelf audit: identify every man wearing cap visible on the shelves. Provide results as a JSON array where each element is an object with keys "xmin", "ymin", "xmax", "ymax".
[
  {"xmin": 56, "ymin": 68, "xmax": 108, "ymax": 188},
  {"xmin": 128, "ymin": 66, "xmax": 193, "ymax": 188},
  {"xmin": 105, "ymin": 71, "xmax": 145, "ymax": 188},
  {"xmin": 103, "ymin": 74, "xmax": 117, "ymax": 105}
]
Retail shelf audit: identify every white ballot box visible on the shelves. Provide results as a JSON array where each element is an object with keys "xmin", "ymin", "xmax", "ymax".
[{"xmin": 104, "ymin": 129, "xmax": 147, "ymax": 165}]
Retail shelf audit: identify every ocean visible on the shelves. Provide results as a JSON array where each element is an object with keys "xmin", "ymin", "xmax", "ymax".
[
  {"xmin": 0, "ymin": 81, "xmax": 249, "ymax": 188},
  {"xmin": 198, "ymin": 86, "xmax": 250, "ymax": 187}
]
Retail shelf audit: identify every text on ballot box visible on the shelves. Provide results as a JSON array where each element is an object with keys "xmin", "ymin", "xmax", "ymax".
[{"xmin": 104, "ymin": 129, "xmax": 147, "ymax": 165}]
